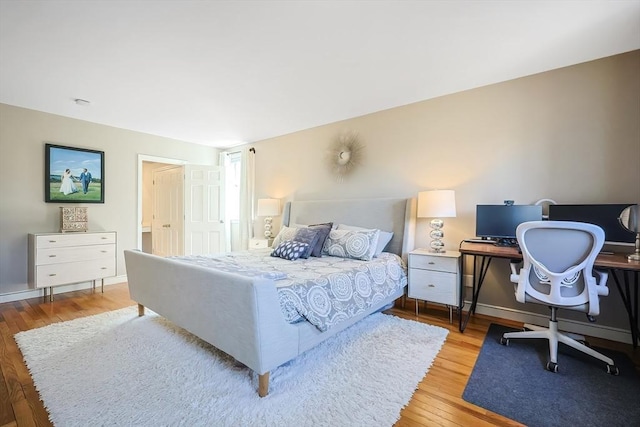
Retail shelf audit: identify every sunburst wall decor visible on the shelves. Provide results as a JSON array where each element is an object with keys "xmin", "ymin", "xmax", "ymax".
[{"xmin": 326, "ymin": 132, "xmax": 364, "ymax": 181}]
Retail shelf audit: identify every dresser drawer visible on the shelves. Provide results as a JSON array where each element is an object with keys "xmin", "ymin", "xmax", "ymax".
[
  {"xmin": 408, "ymin": 253, "xmax": 458, "ymax": 273},
  {"xmin": 408, "ymin": 269, "xmax": 458, "ymax": 305},
  {"xmin": 36, "ymin": 244, "xmax": 116, "ymax": 265},
  {"xmin": 35, "ymin": 232, "xmax": 116, "ymax": 249},
  {"xmin": 35, "ymin": 258, "xmax": 116, "ymax": 287}
]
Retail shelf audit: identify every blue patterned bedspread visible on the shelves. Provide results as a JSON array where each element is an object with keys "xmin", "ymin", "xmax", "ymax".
[{"xmin": 172, "ymin": 250, "xmax": 407, "ymax": 332}]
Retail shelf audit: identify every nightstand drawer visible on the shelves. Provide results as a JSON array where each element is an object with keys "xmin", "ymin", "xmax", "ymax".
[
  {"xmin": 408, "ymin": 253, "xmax": 458, "ymax": 273},
  {"xmin": 249, "ymin": 239, "xmax": 270, "ymax": 250},
  {"xmin": 408, "ymin": 269, "xmax": 458, "ymax": 305}
]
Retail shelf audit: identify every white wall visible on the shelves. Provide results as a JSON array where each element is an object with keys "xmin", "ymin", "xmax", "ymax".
[
  {"xmin": 250, "ymin": 51, "xmax": 640, "ymax": 333},
  {"xmin": 0, "ymin": 104, "xmax": 218, "ymax": 295}
]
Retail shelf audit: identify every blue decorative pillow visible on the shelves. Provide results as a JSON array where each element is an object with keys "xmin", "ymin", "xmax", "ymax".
[
  {"xmin": 293, "ymin": 227, "xmax": 320, "ymax": 259},
  {"xmin": 271, "ymin": 240, "xmax": 310, "ymax": 261}
]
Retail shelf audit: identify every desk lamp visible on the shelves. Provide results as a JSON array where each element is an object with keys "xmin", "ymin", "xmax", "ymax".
[
  {"xmin": 417, "ymin": 190, "xmax": 456, "ymax": 253},
  {"xmin": 257, "ymin": 198, "xmax": 280, "ymax": 239}
]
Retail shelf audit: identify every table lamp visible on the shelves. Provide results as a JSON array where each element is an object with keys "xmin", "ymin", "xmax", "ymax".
[
  {"xmin": 417, "ymin": 190, "xmax": 456, "ymax": 253},
  {"xmin": 618, "ymin": 204, "xmax": 640, "ymax": 261},
  {"xmin": 257, "ymin": 198, "xmax": 280, "ymax": 238}
]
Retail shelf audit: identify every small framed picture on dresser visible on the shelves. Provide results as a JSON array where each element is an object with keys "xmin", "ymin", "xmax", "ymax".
[{"xmin": 45, "ymin": 143, "xmax": 105, "ymax": 203}]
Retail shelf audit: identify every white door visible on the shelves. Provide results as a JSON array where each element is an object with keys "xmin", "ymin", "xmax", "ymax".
[
  {"xmin": 184, "ymin": 165, "xmax": 224, "ymax": 255},
  {"xmin": 152, "ymin": 166, "xmax": 184, "ymax": 257}
]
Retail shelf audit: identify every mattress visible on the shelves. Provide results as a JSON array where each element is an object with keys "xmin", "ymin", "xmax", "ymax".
[{"xmin": 172, "ymin": 250, "xmax": 407, "ymax": 331}]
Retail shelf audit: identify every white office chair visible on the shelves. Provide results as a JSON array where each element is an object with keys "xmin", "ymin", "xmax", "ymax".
[{"xmin": 501, "ymin": 221, "xmax": 619, "ymax": 375}]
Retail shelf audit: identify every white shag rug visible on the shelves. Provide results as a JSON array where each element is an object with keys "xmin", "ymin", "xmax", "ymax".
[{"xmin": 15, "ymin": 306, "xmax": 448, "ymax": 426}]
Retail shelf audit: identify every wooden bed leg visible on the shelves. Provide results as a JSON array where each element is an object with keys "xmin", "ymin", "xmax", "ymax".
[
  {"xmin": 138, "ymin": 304, "xmax": 145, "ymax": 317},
  {"xmin": 258, "ymin": 372, "xmax": 269, "ymax": 397}
]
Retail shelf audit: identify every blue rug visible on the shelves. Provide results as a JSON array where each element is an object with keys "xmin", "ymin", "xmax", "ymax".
[{"xmin": 463, "ymin": 324, "xmax": 640, "ymax": 427}]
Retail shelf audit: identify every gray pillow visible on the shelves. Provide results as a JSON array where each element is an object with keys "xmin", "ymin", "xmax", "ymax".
[
  {"xmin": 336, "ymin": 223, "xmax": 394, "ymax": 256},
  {"xmin": 293, "ymin": 227, "xmax": 320, "ymax": 259},
  {"xmin": 322, "ymin": 229, "xmax": 380, "ymax": 261},
  {"xmin": 308, "ymin": 222, "xmax": 333, "ymax": 257}
]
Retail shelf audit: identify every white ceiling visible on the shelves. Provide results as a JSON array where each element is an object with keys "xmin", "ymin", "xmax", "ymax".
[{"xmin": 1, "ymin": 1, "xmax": 639, "ymax": 149}]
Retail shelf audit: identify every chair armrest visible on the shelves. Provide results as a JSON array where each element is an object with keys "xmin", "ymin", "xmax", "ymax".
[
  {"xmin": 593, "ymin": 269, "xmax": 609, "ymax": 296},
  {"xmin": 509, "ymin": 261, "xmax": 520, "ymax": 283}
]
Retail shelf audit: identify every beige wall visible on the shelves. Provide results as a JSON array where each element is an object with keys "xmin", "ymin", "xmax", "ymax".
[
  {"xmin": 1, "ymin": 51, "xmax": 638, "ymax": 333},
  {"xmin": 252, "ymin": 51, "xmax": 640, "ymax": 331},
  {"xmin": 0, "ymin": 104, "xmax": 218, "ymax": 295}
]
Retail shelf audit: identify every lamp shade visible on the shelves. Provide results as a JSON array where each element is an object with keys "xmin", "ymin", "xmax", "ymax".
[
  {"xmin": 257, "ymin": 198, "xmax": 280, "ymax": 217},
  {"xmin": 417, "ymin": 190, "xmax": 456, "ymax": 218}
]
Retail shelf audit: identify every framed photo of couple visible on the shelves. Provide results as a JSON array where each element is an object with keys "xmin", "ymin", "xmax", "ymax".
[{"xmin": 45, "ymin": 143, "xmax": 105, "ymax": 203}]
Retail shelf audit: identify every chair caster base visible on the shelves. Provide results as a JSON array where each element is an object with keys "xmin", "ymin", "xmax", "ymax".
[
  {"xmin": 500, "ymin": 337, "xmax": 509, "ymax": 346},
  {"xmin": 606, "ymin": 364, "xmax": 619, "ymax": 375},
  {"xmin": 546, "ymin": 361, "xmax": 558, "ymax": 373}
]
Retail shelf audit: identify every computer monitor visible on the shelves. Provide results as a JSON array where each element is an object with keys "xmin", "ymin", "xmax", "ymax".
[
  {"xmin": 548, "ymin": 204, "xmax": 635, "ymax": 245},
  {"xmin": 475, "ymin": 205, "xmax": 543, "ymax": 244}
]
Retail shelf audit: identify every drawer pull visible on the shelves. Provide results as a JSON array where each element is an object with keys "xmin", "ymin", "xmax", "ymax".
[
  {"xmin": 428, "ymin": 284, "xmax": 435, "ymax": 287},
  {"xmin": 101, "ymin": 237, "xmax": 108, "ymax": 239},
  {"xmin": 49, "ymin": 255, "xmax": 56, "ymax": 258},
  {"xmin": 428, "ymin": 262, "xmax": 435, "ymax": 265},
  {"xmin": 101, "ymin": 267, "xmax": 107, "ymax": 270},
  {"xmin": 49, "ymin": 240, "xmax": 57, "ymax": 243},
  {"xmin": 101, "ymin": 250, "xmax": 108, "ymax": 253},
  {"xmin": 48, "ymin": 273, "xmax": 56, "ymax": 277}
]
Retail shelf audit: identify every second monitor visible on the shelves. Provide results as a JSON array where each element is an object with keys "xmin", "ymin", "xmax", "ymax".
[
  {"xmin": 476, "ymin": 204, "xmax": 543, "ymax": 246},
  {"xmin": 548, "ymin": 203, "xmax": 635, "ymax": 245}
]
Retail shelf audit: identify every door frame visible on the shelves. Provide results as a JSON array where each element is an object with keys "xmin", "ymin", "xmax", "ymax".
[{"xmin": 136, "ymin": 154, "xmax": 187, "ymax": 251}]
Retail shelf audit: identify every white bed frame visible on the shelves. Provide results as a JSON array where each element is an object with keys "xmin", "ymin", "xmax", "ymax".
[{"xmin": 124, "ymin": 198, "xmax": 415, "ymax": 396}]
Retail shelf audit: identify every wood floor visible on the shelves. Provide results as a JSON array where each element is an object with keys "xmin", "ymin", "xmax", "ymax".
[{"xmin": 1, "ymin": 283, "xmax": 638, "ymax": 427}]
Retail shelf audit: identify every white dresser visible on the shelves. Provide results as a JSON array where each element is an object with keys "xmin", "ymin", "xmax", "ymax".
[
  {"xmin": 28, "ymin": 231, "xmax": 116, "ymax": 300},
  {"xmin": 408, "ymin": 249, "xmax": 461, "ymax": 323}
]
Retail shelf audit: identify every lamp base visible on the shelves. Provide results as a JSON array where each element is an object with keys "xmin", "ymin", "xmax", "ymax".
[
  {"xmin": 429, "ymin": 219, "xmax": 445, "ymax": 252},
  {"xmin": 629, "ymin": 232, "xmax": 640, "ymax": 262},
  {"xmin": 263, "ymin": 217, "xmax": 273, "ymax": 239}
]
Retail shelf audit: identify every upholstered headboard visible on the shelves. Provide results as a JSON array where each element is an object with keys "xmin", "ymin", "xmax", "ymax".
[{"xmin": 282, "ymin": 198, "xmax": 415, "ymax": 258}]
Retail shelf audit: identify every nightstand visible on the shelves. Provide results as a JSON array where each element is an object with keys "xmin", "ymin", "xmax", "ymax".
[
  {"xmin": 249, "ymin": 238, "xmax": 273, "ymax": 250},
  {"xmin": 408, "ymin": 249, "xmax": 461, "ymax": 323}
]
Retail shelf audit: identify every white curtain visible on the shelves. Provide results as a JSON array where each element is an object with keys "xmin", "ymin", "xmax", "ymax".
[
  {"xmin": 219, "ymin": 151, "xmax": 232, "ymax": 252},
  {"xmin": 238, "ymin": 147, "xmax": 256, "ymax": 250},
  {"xmin": 219, "ymin": 147, "xmax": 255, "ymax": 252}
]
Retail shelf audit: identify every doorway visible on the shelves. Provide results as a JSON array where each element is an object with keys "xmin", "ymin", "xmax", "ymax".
[
  {"xmin": 137, "ymin": 154, "xmax": 225, "ymax": 257},
  {"xmin": 137, "ymin": 155, "xmax": 186, "ymax": 255}
]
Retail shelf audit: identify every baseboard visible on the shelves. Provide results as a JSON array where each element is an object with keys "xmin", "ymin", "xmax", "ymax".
[
  {"xmin": 470, "ymin": 301, "xmax": 634, "ymax": 345},
  {"xmin": 0, "ymin": 275, "xmax": 128, "ymax": 304}
]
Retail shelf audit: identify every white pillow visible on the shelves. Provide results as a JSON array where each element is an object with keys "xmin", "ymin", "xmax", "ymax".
[
  {"xmin": 322, "ymin": 229, "xmax": 380, "ymax": 261},
  {"xmin": 336, "ymin": 223, "xmax": 394, "ymax": 256},
  {"xmin": 271, "ymin": 225, "xmax": 299, "ymax": 248}
]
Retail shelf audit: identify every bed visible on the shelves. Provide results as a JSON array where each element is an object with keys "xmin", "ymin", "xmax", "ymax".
[{"xmin": 124, "ymin": 197, "xmax": 416, "ymax": 396}]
